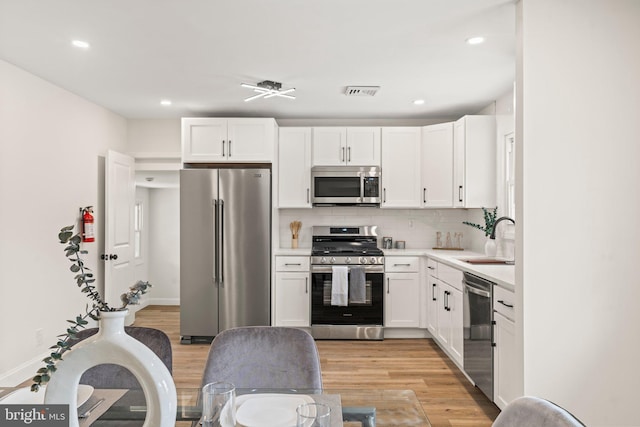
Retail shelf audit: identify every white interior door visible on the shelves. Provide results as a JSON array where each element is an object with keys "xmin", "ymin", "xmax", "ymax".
[{"xmin": 105, "ymin": 150, "xmax": 135, "ymax": 309}]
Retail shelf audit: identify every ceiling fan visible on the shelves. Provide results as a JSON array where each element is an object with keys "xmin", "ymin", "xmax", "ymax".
[{"xmin": 240, "ymin": 80, "xmax": 296, "ymax": 102}]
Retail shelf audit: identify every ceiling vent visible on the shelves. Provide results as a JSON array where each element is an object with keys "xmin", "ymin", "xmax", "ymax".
[{"xmin": 344, "ymin": 86, "xmax": 380, "ymax": 97}]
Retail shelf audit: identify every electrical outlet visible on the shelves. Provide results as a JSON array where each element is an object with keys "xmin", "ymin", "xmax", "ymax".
[{"xmin": 35, "ymin": 328, "xmax": 44, "ymax": 347}]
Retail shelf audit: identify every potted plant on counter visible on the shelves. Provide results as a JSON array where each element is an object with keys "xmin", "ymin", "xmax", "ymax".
[{"xmin": 462, "ymin": 206, "xmax": 498, "ymax": 256}]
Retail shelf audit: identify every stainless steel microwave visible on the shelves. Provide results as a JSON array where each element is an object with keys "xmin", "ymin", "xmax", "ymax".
[{"xmin": 311, "ymin": 166, "xmax": 381, "ymax": 206}]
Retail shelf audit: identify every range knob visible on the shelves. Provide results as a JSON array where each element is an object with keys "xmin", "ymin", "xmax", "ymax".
[
  {"xmin": 320, "ymin": 257, "xmax": 327, "ymax": 264},
  {"xmin": 370, "ymin": 257, "xmax": 377, "ymax": 264},
  {"xmin": 330, "ymin": 257, "xmax": 336, "ymax": 264},
  {"xmin": 360, "ymin": 257, "xmax": 368, "ymax": 264},
  {"xmin": 345, "ymin": 257, "xmax": 352, "ymax": 264}
]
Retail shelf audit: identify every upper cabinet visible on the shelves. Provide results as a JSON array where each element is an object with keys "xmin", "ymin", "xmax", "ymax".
[
  {"xmin": 453, "ymin": 116, "xmax": 496, "ymax": 208},
  {"xmin": 381, "ymin": 127, "xmax": 422, "ymax": 208},
  {"xmin": 421, "ymin": 122, "xmax": 454, "ymax": 208},
  {"xmin": 182, "ymin": 118, "xmax": 276, "ymax": 163},
  {"xmin": 278, "ymin": 127, "xmax": 312, "ymax": 208},
  {"xmin": 312, "ymin": 127, "xmax": 381, "ymax": 166}
]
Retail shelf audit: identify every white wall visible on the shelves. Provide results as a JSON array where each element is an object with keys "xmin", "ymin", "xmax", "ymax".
[
  {"xmin": 0, "ymin": 59, "xmax": 127, "ymax": 385},
  {"xmin": 518, "ymin": 1, "xmax": 640, "ymax": 425},
  {"xmin": 127, "ymin": 119, "xmax": 180, "ymax": 155}
]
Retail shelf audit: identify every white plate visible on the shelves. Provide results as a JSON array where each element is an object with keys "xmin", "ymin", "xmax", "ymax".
[
  {"xmin": 235, "ymin": 393, "xmax": 314, "ymax": 427},
  {"xmin": 0, "ymin": 385, "xmax": 94, "ymax": 407}
]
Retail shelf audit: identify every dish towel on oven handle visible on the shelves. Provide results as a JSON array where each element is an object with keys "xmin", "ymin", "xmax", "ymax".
[
  {"xmin": 349, "ymin": 266, "xmax": 366, "ymax": 304},
  {"xmin": 331, "ymin": 266, "xmax": 349, "ymax": 306}
]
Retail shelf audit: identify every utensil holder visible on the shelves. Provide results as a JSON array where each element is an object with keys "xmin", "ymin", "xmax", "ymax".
[{"xmin": 292, "ymin": 237, "xmax": 298, "ymax": 249}]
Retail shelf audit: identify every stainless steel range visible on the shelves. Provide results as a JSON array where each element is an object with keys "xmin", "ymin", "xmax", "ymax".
[{"xmin": 310, "ymin": 226, "xmax": 384, "ymax": 340}]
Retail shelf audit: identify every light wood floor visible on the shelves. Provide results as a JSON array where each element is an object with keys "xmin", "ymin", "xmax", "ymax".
[{"xmin": 134, "ymin": 305, "xmax": 500, "ymax": 427}]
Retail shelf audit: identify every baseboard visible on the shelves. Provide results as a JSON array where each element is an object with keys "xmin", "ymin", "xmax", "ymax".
[
  {"xmin": 0, "ymin": 350, "xmax": 49, "ymax": 387},
  {"xmin": 383, "ymin": 328, "xmax": 429, "ymax": 339}
]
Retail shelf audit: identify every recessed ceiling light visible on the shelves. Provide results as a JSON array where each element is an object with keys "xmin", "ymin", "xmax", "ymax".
[
  {"xmin": 466, "ymin": 36, "xmax": 485, "ymax": 45},
  {"xmin": 71, "ymin": 40, "xmax": 90, "ymax": 49},
  {"xmin": 160, "ymin": 99, "xmax": 172, "ymax": 106},
  {"xmin": 413, "ymin": 99, "xmax": 425, "ymax": 105}
]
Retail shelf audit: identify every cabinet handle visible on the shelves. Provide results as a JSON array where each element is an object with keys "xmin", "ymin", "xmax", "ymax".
[
  {"xmin": 387, "ymin": 277, "xmax": 390, "ymax": 294},
  {"xmin": 427, "ymin": 266, "xmax": 435, "ymax": 270},
  {"xmin": 305, "ymin": 277, "xmax": 308, "ymax": 294},
  {"xmin": 383, "ymin": 188, "xmax": 387, "ymax": 203},
  {"xmin": 222, "ymin": 140, "xmax": 225, "ymax": 156},
  {"xmin": 348, "ymin": 146, "xmax": 351, "ymax": 162},
  {"xmin": 497, "ymin": 299, "xmax": 514, "ymax": 308},
  {"xmin": 228, "ymin": 140, "xmax": 232, "ymax": 157},
  {"xmin": 458, "ymin": 185, "xmax": 463, "ymax": 202},
  {"xmin": 393, "ymin": 263, "xmax": 411, "ymax": 267},
  {"xmin": 444, "ymin": 290, "xmax": 450, "ymax": 311},
  {"xmin": 306, "ymin": 188, "xmax": 310, "ymax": 203},
  {"xmin": 432, "ymin": 283, "xmax": 436, "ymax": 301},
  {"xmin": 284, "ymin": 263, "xmax": 302, "ymax": 266},
  {"xmin": 341, "ymin": 147, "xmax": 345, "ymax": 162},
  {"xmin": 423, "ymin": 188, "xmax": 427, "ymax": 203}
]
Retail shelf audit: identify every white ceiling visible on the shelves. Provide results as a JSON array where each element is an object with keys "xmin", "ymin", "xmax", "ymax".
[{"xmin": 0, "ymin": 0, "xmax": 516, "ymax": 121}]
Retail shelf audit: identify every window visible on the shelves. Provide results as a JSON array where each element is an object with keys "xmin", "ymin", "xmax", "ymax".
[
  {"xmin": 505, "ymin": 133, "xmax": 516, "ymax": 219},
  {"xmin": 134, "ymin": 202, "xmax": 143, "ymax": 259}
]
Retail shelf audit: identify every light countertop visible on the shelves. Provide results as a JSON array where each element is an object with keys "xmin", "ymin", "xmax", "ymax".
[
  {"xmin": 384, "ymin": 248, "xmax": 515, "ymax": 291},
  {"xmin": 274, "ymin": 247, "xmax": 515, "ymax": 291}
]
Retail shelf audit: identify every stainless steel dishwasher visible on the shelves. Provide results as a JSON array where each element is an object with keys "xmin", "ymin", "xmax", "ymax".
[{"xmin": 463, "ymin": 272, "xmax": 493, "ymax": 400}]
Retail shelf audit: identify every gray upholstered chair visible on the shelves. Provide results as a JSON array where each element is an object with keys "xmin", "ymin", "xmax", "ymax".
[
  {"xmin": 492, "ymin": 396, "xmax": 586, "ymax": 427},
  {"xmin": 72, "ymin": 326, "xmax": 173, "ymax": 388},
  {"xmin": 200, "ymin": 326, "xmax": 323, "ymax": 389}
]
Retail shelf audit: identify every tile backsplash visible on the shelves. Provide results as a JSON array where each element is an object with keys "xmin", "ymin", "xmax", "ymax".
[{"xmin": 278, "ymin": 207, "xmax": 488, "ymax": 253}]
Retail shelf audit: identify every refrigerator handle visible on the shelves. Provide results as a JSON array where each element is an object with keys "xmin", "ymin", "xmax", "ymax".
[
  {"xmin": 219, "ymin": 199, "xmax": 224, "ymax": 286},
  {"xmin": 213, "ymin": 199, "xmax": 219, "ymax": 285}
]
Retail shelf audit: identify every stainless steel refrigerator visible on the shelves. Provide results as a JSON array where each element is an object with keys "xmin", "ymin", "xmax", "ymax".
[{"xmin": 179, "ymin": 167, "xmax": 271, "ymax": 343}]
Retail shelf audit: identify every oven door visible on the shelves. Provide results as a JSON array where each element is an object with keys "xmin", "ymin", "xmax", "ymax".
[{"xmin": 311, "ymin": 266, "xmax": 384, "ymax": 325}]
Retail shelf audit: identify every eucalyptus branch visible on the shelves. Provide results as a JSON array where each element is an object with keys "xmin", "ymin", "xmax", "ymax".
[
  {"xmin": 462, "ymin": 206, "xmax": 498, "ymax": 237},
  {"xmin": 31, "ymin": 224, "xmax": 152, "ymax": 392}
]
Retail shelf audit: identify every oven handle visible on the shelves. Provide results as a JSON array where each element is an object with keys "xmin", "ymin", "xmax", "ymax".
[{"xmin": 310, "ymin": 266, "xmax": 384, "ymax": 273}]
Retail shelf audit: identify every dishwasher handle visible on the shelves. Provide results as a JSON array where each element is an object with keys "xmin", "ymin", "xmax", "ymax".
[{"xmin": 463, "ymin": 280, "xmax": 491, "ymax": 298}]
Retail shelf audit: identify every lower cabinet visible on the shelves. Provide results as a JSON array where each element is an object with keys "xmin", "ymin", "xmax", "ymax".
[
  {"xmin": 426, "ymin": 258, "xmax": 464, "ymax": 368},
  {"xmin": 274, "ymin": 257, "xmax": 310, "ymax": 327},
  {"xmin": 384, "ymin": 257, "xmax": 421, "ymax": 328},
  {"xmin": 384, "ymin": 272, "xmax": 420, "ymax": 328},
  {"xmin": 435, "ymin": 280, "xmax": 463, "ymax": 366},
  {"xmin": 493, "ymin": 285, "xmax": 517, "ymax": 409}
]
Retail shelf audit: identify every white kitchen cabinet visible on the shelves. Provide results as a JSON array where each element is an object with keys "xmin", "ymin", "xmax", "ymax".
[
  {"xmin": 425, "ymin": 259, "xmax": 439, "ymax": 335},
  {"xmin": 421, "ymin": 122, "xmax": 454, "ymax": 207},
  {"xmin": 381, "ymin": 127, "xmax": 422, "ymax": 208},
  {"xmin": 453, "ymin": 115, "xmax": 496, "ymax": 208},
  {"xmin": 427, "ymin": 259, "xmax": 464, "ymax": 367},
  {"xmin": 384, "ymin": 259, "xmax": 421, "ymax": 328},
  {"xmin": 278, "ymin": 128, "xmax": 312, "ymax": 208},
  {"xmin": 274, "ymin": 256, "xmax": 310, "ymax": 327},
  {"xmin": 312, "ymin": 127, "xmax": 381, "ymax": 166},
  {"xmin": 182, "ymin": 117, "xmax": 275, "ymax": 163},
  {"xmin": 493, "ymin": 285, "xmax": 517, "ymax": 409}
]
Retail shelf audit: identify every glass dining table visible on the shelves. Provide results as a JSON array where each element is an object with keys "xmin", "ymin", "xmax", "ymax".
[{"xmin": 81, "ymin": 387, "xmax": 432, "ymax": 426}]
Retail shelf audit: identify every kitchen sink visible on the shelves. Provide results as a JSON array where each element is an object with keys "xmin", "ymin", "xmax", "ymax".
[{"xmin": 458, "ymin": 257, "xmax": 514, "ymax": 265}]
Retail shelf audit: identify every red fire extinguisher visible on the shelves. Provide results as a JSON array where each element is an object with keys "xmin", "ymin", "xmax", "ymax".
[{"xmin": 82, "ymin": 206, "xmax": 95, "ymax": 242}]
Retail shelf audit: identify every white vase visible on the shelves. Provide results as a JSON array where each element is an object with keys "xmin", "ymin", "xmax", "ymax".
[
  {"xmin": 484, "ymin": 237, "xmax": 497, "ymax": 257},
  {"xmin": 44, "ymin": 310, "xmax": 177, "ymax": 427}
]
